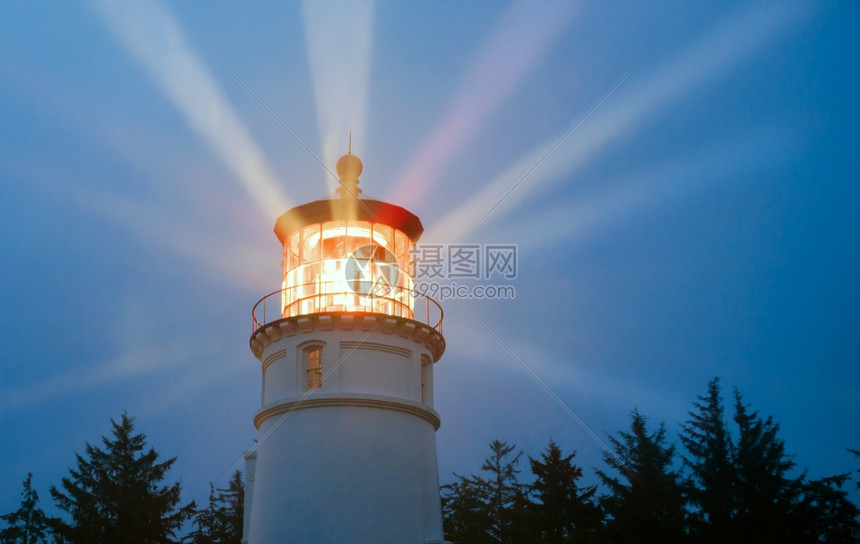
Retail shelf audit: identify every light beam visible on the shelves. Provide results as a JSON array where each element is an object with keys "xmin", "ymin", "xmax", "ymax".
[
  {"xmin": 387, "ymin": 0, "xmax": 580, "ymax": 208},
  {"xmin": 302, "ymin": 0, "xmax": 375, "ymax": 193},
  {"xmin": 495, "ymin": 127, "xmax": 793, "ymax": 252},
  {"xmin": 89, "ymin": 0, "xmax": 291, "ymax": 219},
  {"xmin": 426, "ymin": 2, "xmax": 809, "ymax": 245}
]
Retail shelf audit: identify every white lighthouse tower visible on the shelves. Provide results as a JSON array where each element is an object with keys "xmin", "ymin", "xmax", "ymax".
[{"xmin": 244, "ymin": 151, "xmax": 447, "ymax": 544}]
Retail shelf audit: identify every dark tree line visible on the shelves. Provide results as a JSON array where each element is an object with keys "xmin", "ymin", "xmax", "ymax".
[
  {"xmin": 0, "ymin": 413, "xmax": 243, "ymax": 544},
  {"xmin": 3, "ymin": 379, "xmax": 859, "ymax": 543},
  {"xmin": 442, "ymin": 378, "xmax": 860, "ymax": 543}
]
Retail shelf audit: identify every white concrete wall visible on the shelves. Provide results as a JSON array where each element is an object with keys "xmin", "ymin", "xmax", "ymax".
[
  {"xmin": 249, "ymin": 406, "xmax": 443, "ymax": 543},
  {"xmin": 248, "ymin": 315, "xmax": 445, "ymax": 544}
]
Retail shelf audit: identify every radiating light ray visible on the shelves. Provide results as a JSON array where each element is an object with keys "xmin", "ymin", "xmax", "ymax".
[
  {"xmin": 0, "ymin": 340, "xmax": 202, "ymax": 415},
  {"xmin": 303, "ymin": 0, "xmax": 375, "ymax": 193},
  {"xmin": 468, "ymin": 309, "xmax": 633, "ymax": 477},
  {"xmin": 467, "ymin": 68, "xmax": 634, "ymax": 237},
  {"xmin": 14, "ymin": 108, "xmax": 277, "ymax": 290},
  {"xmin": 424, "ymin": 145, "xmax": 543, "ymax": 244},
  {"xmin": 0, "ymin": 172, "xmax": 257, "ymax": 417},
  {"xmin": 138, "ymin": 340, "xmax": 251, "ymax": 418},
  {"xmin": 4, "ymin": 144, "xmax": 273, "ymax": 292},
  {"xmin": 78, "ymin": 187, "xmax": 273, "ymax": 290},
  {"xmin": 387, "ymin": 0, "xmax": 580, "ymax": 208},
  {"xmin": 426, "ymin": 2, "xmax": 810, "ymax": 245},
  {"xmin": 495, "ymin": 127, "xmax": 793, "ymax": 252},
  {"xmin": 88, "ymin": 0, "xmax": 291, "ymax": 219},
  {"xmin": 440, "ymin": 305, "xmax": 686, "ymax": 443}
]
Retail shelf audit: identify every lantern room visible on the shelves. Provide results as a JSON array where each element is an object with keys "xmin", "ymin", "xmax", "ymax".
[{"xmin": 271, "ymin": 152, "xmax": 423, "ymax": 321}]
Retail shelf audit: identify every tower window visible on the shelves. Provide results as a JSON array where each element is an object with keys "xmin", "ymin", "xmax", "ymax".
[
  {"xmin": 421, "ymin": 355, "xmax": 432, "ymax": 406},
  {"xmin": 305, "ymin": 347, "xmax": 322, "ymax": 390}
]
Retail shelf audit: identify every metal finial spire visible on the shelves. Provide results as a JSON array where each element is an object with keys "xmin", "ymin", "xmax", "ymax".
[{"xmin": 336, "ymin": 135, "xmax": 362, "ymax": 198}]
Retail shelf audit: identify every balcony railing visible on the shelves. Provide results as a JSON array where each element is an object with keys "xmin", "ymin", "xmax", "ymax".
[{"xmin": 252, "ymin": 283, "xmax": 443, "ymax": 334}]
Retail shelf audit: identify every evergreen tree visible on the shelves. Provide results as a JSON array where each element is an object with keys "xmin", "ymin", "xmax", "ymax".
[
  {"xmin": 441, "ymin": 440, "xmax": 531, "ymax": 544},
  {"xmin": 0, "ymin": 473, "xmax": 48, "ymax": 544},
  {"xmin": 529, "ymin": 440, "xmax": 601, "ymax": 543},
  {"xmin": 849, "ymin": 448, "xmax": 860, "ymax": 490},
  {"xmin": 185, "ymin": 471, "xmax": 244, "ymax": 544},
  {"xmin": 679, "ymin": 377, "xmax": 734, "ymax": 543},
  {"xmin": 796, "ymin": 473, "xmax": 860, "ymax": 544},
  {"xmin": 49, "ymin": 412, "xmax": 195, "ymax": 544},
  {"xmin": 441, "ymin": 478, "xmax": 494, "ymax": 544},
  {"xmin": 730, "ymin": 389, "xmax": 804, "ymax": 543},
  {"xmin": 681, "ymin": 379, "xmax": 860, "ymax": 543},
  {"xmin": 479, "ymin": 440, "xmax": 529, "ymax": 544},
  {"xmin": 597, "ymin": 410, "xmax": 687, "ymax": 544}
]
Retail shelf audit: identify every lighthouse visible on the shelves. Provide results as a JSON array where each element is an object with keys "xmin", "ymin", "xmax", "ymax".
[{"xmin": 244, "ymin": 150, "xmax": 447, "ymax": 544}]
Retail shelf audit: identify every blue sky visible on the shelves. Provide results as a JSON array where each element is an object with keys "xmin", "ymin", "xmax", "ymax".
[{"xmin": 1, "ymin": 0, "xmax": 858, "ymax": 515}]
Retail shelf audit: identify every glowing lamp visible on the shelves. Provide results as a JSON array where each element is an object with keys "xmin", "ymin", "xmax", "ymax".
[{"xmin": 273, "ymin": 192, "xmax": 423, "ymax": 319}]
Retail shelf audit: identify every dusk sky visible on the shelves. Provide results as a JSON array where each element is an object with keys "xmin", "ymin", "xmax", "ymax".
[{"xmin": 2, "ymin": 0, "xmax": 859, "ymax": 516}]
